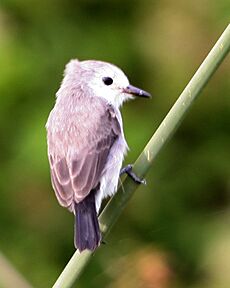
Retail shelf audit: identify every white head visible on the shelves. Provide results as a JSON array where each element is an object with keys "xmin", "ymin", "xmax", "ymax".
[{"xmin": 62, "ymin": 59, "xmax": 151, "ymax": 108}]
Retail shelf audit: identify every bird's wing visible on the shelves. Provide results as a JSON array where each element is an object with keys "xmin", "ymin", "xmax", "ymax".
[{"xmin": 47, "ymin": 101, "xmax": 121, "ymax": 211}]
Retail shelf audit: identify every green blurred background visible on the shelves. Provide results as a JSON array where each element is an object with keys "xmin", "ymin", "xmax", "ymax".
[{"xmin": 0, "ymin": 1, "xmax": 230, "ymax": 287}]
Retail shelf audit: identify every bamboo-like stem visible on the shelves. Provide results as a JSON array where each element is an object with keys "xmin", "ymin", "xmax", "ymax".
[
  {"xmin": 53, "ymin": 24, "xmax": 230, "ymax": 288},
  {"xmin": 0, "ymin": 252, "xmax": 33, "ymax": 288}
]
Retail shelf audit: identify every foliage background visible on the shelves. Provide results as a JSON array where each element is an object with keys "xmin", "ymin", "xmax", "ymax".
[{"xmin": 0, "ymin": 1, "xmax": 229, "ymax": 287}]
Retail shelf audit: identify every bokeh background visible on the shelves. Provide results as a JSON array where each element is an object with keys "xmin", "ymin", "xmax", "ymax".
[{"xmin": 0, "ymin": 1, "xmax": 230, "ymax": 287}]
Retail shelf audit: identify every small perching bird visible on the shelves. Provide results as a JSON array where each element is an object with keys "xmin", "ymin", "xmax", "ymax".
[{"xmin": 46, "ymin": 59, "xmax": 151, "ymax": 252}]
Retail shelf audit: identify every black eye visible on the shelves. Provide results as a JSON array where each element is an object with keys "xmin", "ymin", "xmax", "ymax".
[{"xmin": 102, "ymin": 77, "xmax": 113, "ymax": 85}]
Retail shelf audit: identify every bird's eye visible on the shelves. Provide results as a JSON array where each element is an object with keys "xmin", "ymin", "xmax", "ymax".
[{"xmin": 102, "ymin": 77, "xmax": 113, "ymax": 86}]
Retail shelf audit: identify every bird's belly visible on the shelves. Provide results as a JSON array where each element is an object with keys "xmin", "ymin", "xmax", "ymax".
[{"xmin": 95, "ymin": 136, "xmax": 128, "ymax": 213}]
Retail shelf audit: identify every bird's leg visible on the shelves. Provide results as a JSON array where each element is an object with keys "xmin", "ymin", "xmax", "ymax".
[{"xmin": 120, "ymin": 164, "xmax": 146, "ymax": 185}]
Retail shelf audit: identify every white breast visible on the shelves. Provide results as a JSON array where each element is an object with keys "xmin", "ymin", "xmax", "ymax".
[{"xmin": 95, "ymin": 133, "xmax": 128, "ymax": 213}]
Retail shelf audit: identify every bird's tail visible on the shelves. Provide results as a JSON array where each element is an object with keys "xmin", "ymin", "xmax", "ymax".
[{"xmin": 74, "ymin": 189, "xmax": 101, "ymax": 252}]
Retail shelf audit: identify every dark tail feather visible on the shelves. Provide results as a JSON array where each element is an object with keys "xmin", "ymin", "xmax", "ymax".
[{"xmin": 74, "ymin": 190, "xmax": 101, "ymax": 252}]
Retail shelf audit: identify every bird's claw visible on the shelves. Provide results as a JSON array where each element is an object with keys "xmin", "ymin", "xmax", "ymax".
[{"xmin": 120, "ymin": 164, "xmax": 146, "ymax": 185}]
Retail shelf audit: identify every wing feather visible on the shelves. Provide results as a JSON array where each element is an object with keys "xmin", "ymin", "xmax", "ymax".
[{"xmin": 47, "ymin": 100, "xmax": 120, "ymax": 211}]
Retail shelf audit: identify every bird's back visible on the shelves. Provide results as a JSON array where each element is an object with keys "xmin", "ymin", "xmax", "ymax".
[{"xmin": 46, "ymin": 94, "xmax": 121, "ymax": 210}]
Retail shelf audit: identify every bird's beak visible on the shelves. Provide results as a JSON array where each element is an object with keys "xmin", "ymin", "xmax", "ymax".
[{"xmin": 123, "ymin": 84, "xmax": 151, "ymax": 98}]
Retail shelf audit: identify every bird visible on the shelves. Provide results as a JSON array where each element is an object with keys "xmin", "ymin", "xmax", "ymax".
[{"xmin": 46, "ymin": 59, "xmax": 151, "ymax": 252}]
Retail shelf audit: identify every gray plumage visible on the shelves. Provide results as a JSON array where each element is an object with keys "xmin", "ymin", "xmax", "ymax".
[{"xmin": 46, "ymin": 59, "xmax": 150, "ymax": 251}]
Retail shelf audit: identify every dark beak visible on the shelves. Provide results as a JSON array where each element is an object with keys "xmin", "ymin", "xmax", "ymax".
[{"xmin": 123, "ymin": 84, "xmax": 151, "ymax": 98}]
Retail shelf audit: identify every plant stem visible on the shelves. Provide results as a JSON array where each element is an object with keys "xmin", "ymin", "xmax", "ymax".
[
  {"xmin": 52, "ymin": 24, "xmax": 230, "ymax": 288},
  {"xmin": 0, "ymin": 252, "xmax": 33, "ymax": 288}
]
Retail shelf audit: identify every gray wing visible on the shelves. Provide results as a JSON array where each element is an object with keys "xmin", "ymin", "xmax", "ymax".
[{"xmin": 48, "ymin": 104, "xmax": 121, "ymax": 211}]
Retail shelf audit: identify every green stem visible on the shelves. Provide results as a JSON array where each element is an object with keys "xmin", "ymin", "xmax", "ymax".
[{"xmin": 52, "ymin": 24, "xmax": 230, "ymax": 288}]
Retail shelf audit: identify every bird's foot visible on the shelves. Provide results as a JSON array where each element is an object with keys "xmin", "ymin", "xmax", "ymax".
[{"xmin": 120, "ymin": 164, "xmax": 146, "ymax": 185}]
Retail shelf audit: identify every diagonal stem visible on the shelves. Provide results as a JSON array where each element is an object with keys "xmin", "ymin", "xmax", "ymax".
[
  {"xmin": 52, "ymin": 24, "xmax": 230, "ymax": 288},
  {"xmin": 0, "ymin": 252, "xmax": 33, "ymax": 288}
]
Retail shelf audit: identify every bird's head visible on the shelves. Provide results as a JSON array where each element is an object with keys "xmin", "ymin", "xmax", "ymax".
[{"xmin": 63, "ymin": 59, "xmax": 151, "ymax": 108}]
